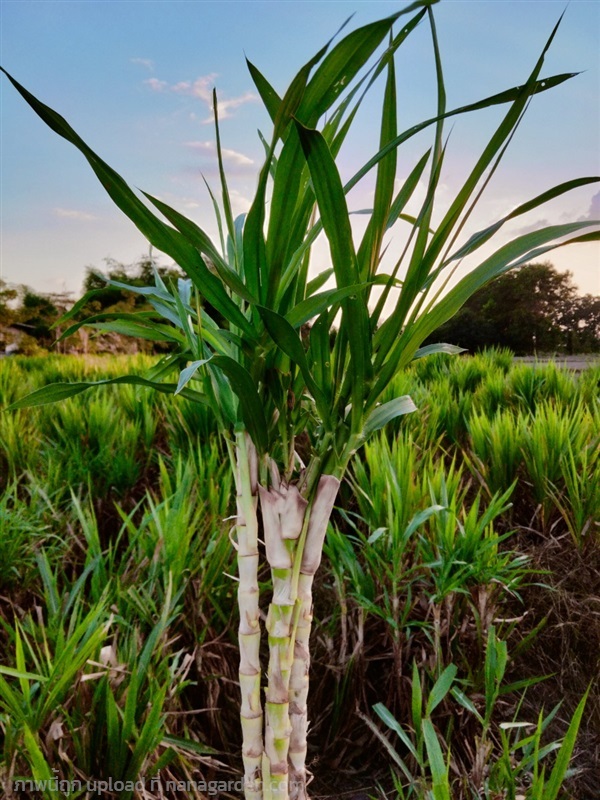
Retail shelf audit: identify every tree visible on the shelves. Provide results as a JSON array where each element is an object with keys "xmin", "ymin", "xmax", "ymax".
[
  {"xmin": 4, "ymin": 3, "xmax": 599, "ymax": 798},
  {"xmin": 66, "ymin": 255, "xmax": 184, "ymax": 353},
  {"xmin": 0, "ymin": 279, "xmax": 18, "ymax": 325},
  {"xmin": 563, "ymin": 293, "xmax": 600, "ymax": 353},
  {"xmin": 426, "ymin": 262, "xmax": 599, "ymax": 354}
]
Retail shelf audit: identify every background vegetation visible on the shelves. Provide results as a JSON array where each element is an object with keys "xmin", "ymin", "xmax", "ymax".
[
  {"xmin": 2, "ymin": 259, "xmax": 599, "ymax": 358},
  {"xmin": 1, "ymin": 351, "xmax": 598, "ymax": 798}
]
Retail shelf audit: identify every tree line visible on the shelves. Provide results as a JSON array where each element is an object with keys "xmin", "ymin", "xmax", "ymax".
[{"xmin": 1, "ymin": 259, "xmax": 598, "ymax": 356}]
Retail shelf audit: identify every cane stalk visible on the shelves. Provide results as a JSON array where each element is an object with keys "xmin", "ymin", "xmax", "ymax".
[
  {"xmin": 233, "ymin": 431, "xmax": 264, "ymax": 799},
  {"xmin": 4, "ymin": 3, "xmax": 599, "ymax": 798}
]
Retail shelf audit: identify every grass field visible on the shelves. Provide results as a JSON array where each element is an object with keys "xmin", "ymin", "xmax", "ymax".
[{"xmin": 0, "ymin": 350, "xmax": 598, "ymax": 799}]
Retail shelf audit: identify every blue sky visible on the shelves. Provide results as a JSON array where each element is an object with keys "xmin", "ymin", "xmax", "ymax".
[{"xmin": 1, "ymin": 0, "xmax": 599, "ymax": 299}]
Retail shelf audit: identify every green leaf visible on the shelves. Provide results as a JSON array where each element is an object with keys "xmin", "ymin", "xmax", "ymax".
[
  {"xmin": 411, "ymin": 660, "xmax": 423, "ymax": 734},
  {"xmin": 413, "ymin": 343, "xmax": 466, "ymax": 359},
  {"xmin": 258, "ymin": 306, "xmax": 328, "ymax": 419},
  {"xmin": 58, "ymin": 310, "xmax": 184, "ymax": 343},
  {"xmin": 343, "ymin": 71, "xmax": 579, "ymax": 201},
  {"xmin": 0, "ymin": 67, "xmax": 255, "ymax": 338},
  {"xmin": 210, "ymin": 356, "xmax": 268, "ymax": 453},
  {"xmin": 448, "ymin": 176, "xmax": 600, "ymax": 263},
  {"xmin": 6, "ymin": 375, "xmax": 208, "ymax": 411},
  {"xmin": 362, "ymin": 395, "xmax": 417, "ymax": 439},
  {"xmin": 22, "ymin": 726, "xmax": 54, "ymax": 784},
  {"xmin": 422, "ymin": 718, "xmax": 450, "ymax": 799},
  {"xmin": 90, "ymin": 319, "xmax": 184, "ymax": 343},
  {"xmin": 295, "ymin": 120, "xmax": 371, "ymax": 432},
  {"xmin": 0, "ymin": 665, "xmax": 48, "ymax": 682},
  {"xmin": 373, "ymin": 702, "xmax": 419, "ymax": 760},
  {"xmin": 246, "ymin": 59, "xmax": 281, "ymax": 125},
  {"xmin": 544, "ymin": 687, "xmax": 589, "ymax": 800},
  {"xmin": 426, "ymin": 664, "xmax": 457, "ymax": 716},
  {"xmin": 386, "ymin": 150, "xmax": 432, "ymax": 231},
  {"xmin": 286, "ymin": 278, "xmax": 389, "ymax": 328},
  {"xmin": 143, "ymin": 191, "xmax": 257, "ymax": 304},
  {"xmin": 297, "ymin": 3, "xmax": 436, "ymax": 126},
  {"xmin": 306, "ymin": 268, "xmax": 334, "ymax": 296},
  {"xmin": 213, "ymin": 90, "xmax": 237, "ymax": 250},
  {"xmin": 161, "ymin": 734, "xmax": 219, "ymax": 756},
  {"xmin": 175, "ymin": 358, "xmax": 212, "ymax": 395},
  {"xmin": 51, "ymin": 287, "xmax": 108, "ymax": 328},
  {"xmin": 124, "ymin": 685, "xmax": 167, "ymax": 784},
  {"xmin": 450, "ymin": 686, "xmax": 483, "ymax": 724},
  {"xmin": 309, "ymin": 311, "xmax": 334, "ymax": 404},
  {"xmin": 357, "ymin": 34, "xmax": 397, "ymax": 282},
  {"xmin": 370, "ymin": 222, "xmax": 600, "ymax": 400}
]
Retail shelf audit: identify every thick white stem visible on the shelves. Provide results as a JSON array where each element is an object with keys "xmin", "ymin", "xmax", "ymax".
[
  {"xmin": 260, "ymin": 483, "xmax": 295, "ymax": 800},
  {"xmin": 289, "ymin": 475, "xmax": 340, "ymax": 800},
  {"xmin": 288, "ymin": 572, "xmax": 313, "ymax": 800},
  {"xmin": 259, "ymin": 470, "xmax": 339, "ymax": 800},
  {"xmin": 236, "ymin": 433, "xmax": 263, "ymax": 800}
]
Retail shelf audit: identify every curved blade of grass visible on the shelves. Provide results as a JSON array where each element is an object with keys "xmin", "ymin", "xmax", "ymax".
[
  {"xmin": 278, "ymin": 71, "xmax": 573, "ymax": 311},
  {"xmin": 423, "ymin": 17, "xmax": 566, "ymax": 273},
  {"xmin": 298, "ymin": 2, "xmax": 437, "ymax": 126},
  {"xmin": 175, "ymin": 358, "xmax": 212, "ymax": 395},
  {"xmin": 246, "ymin": 59, "xmax": 281, "ymax": 125},
  {"xmin": 0, "ymin": 665, "xmax": 48, "ymax": 682},
  {"xmin": 422, "ymin": 718, "xmax": 450, "ymax": 800},
  {"xmin": 362, "ymin": 395, "xmax": 417, "ymax": 439},
  {"xmin": 413, "ymin": 343, "xmax": 466, "ymax": 359},
  {"xmin": 426, "ymin": 664, "xmax": 457, "ymax": 716},
  {"xmin": 142, "ymin": 192, "xmax": 257, "ymax": 304},
  {"xmin": 448, "ymin": 176, "xmax": 600, "ymax": 262},
  {"xmin": 210, "ymin": 355, "xmax": 268, "ymax": 452},
  {"xmin": 295, "ymin": 120, "xmax": 371, "ymax": 433},
  {"xmin": 0, "ymin": 67, "xmax": 255, "ymax": 338},
  {"xmin": 399, "ymin": 6, "xmax": 447, "ymax": 318},
  {"xmin": 258, "ymin": 305, "xmax": 329, "ymax": 420},
  {"xmin": 6, "ymin": 375, "xmax": 208, "ymax": 410},
  {"xmin": 544, "ymin": 687, "xmax": 590, "ymax": 800},
  {"xmin": 243, "ymin": 64, "xmax": 317, "ymax": 304},
  {"xmin": 373, "ymin": 702, "xmax": 419, "ymax": 761},
  {"xmin": 386, "ymin": 150, "xmax": 432, "ymax": 231},
  {"xmin": 370, "ymin": 222, "xmax": 600, "ymax": 400},
  {"xmin": 343, "ymin": 71, "xmax": 578, "ymax": 201},
  {"xmin": 357, "ymin": 34, "xmax": 397, "ymax": 282},
  {"xmin": 359, "ymin": 708, "xmax": 415, "ymax": 783},
  {"xmin": 58, "ymin": 310, "xmax": 185, "ymax": 343},
  {"xmin": 213, "ymin": 90, "xmax": 237, "ymax": 252},
  {"xmin": 90, "ymin": 319, "xmax": 185, "ymax": 343},
  {"xmin": 286, "ymin": 276, "xmax": 393, "ymax": 328},
  {"xmin": 306, "ymin": 268, "xmax": 334, "ymax": 296}
]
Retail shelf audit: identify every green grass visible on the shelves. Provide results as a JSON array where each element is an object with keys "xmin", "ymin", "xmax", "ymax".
[{"xmin": 0, "ymin": 352, "xmax": 598, "ymax": 798}]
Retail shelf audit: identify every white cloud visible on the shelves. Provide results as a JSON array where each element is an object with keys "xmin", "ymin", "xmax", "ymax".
[
  {"xmin": 183, "ymin": 140, "xmax": 213, "ymax": 153},
  {"xmin": 130, "ymin": 57, "xmax": 154, "ymax": 71},
  {"xmin": 54, "ymin": 208, "xmax": 97, "ymax": 222},
  {"xmin": 144, "ymin": 74, "xmax": 257, "ymax": 122},
  {"xmin": 184, "ymin": 140, "xmax": 254, "ymax": 168},
  {"xmin": 145, "ymin": 77, "xmax": 168, "ymax": 93},
  {"xmin": 172, "ymin": 75, "xmax": 216, "ymax": 102},
  {"xmin": 229, "ymin": 189, "xmax": 252, "ymax": 215},
  {"xmin": 213, "ymin": 93, "xmax": 258, "ymax": 122},
  {"xmin": 514, "ymin": 218, "xmax": 550, "ymax": 237},
  {"xmin": 579, "ymin": 190, "xmax": 600, "ymax": 222}
]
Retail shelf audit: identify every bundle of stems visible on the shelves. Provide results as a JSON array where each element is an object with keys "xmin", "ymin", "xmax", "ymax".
[{"xmin": 4, "ymin": 1, "xmax": 598, "ymax": 796}]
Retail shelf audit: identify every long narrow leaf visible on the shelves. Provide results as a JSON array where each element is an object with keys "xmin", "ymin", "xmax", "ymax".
[
  {"xmin": 210, "ymin": 355, "xmax": 268, "ymax": 452},
  {"xmin": 6, "ymin": 375, "xmax": 208, "ymax": 410},
  {"xmin": 0, "ymin": 67, "xmax": 255, "ymax": 338},
  {"xmin": 295, "ymin": 121, "xmax": 371, "ymax": 432}
]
